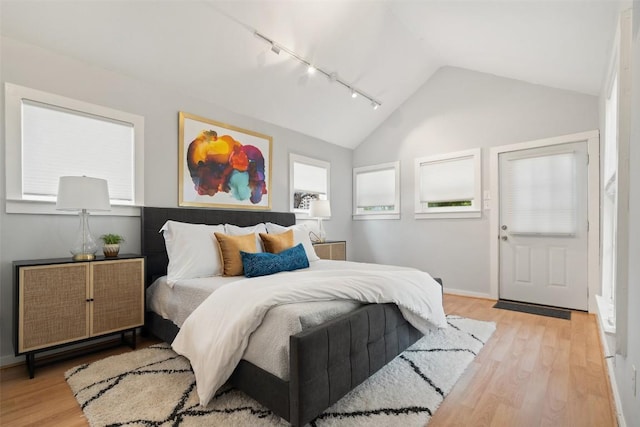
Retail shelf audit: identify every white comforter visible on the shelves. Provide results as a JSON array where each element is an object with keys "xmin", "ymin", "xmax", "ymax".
[{"xmin": 172, "ymin": 265, "xmax": 446, "ymax": 406}]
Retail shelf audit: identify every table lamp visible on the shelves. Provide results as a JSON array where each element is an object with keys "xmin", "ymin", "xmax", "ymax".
[
  {"xmin": 309, "ymin": 199, "xmax": 331, "ymax": 243},
  {"xmin": 56, "ymin": 176, "xmax": 111, "ymax": 261}
]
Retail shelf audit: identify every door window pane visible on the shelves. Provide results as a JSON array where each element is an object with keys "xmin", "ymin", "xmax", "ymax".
[{"xmin": 505, "ymin": 152, "xmax": 576, "ymax": 234}]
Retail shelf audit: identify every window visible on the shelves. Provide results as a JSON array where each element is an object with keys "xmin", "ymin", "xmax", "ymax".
[
  {"xmin": 414, "ymin": 148, "xmax": 481, "ymax": 219},
  {"xmin": 602, "ymin": 73, "xmax": 618, "ymax": 308},
  {"xmin": 289, "ymin": 154, "xmax": 330, "ymax": 217},
  {"xmin": 597, "ymin": 9, "xmax": 633, "ymax": 356},
  {"xmin": 505, "ymin": 152, "xmax": 577, "ymax": 235},
  {"xmin": 5, "ymin": 83, "xmax": 144, "ymax": 215},
  {"xmin": 353, "ymin": 161, "xmax": 400, "ymax": 220}
]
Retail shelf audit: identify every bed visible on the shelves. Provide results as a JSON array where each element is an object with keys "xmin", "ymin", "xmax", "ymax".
[{"xmin": 142, "ymin": 206, "xmax": 443, "ymax": 426}]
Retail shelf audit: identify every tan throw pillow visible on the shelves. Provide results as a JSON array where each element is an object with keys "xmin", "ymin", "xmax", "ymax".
[
  {"xmin": 214, "ymin": 232, "xmax": 257, "ymax": 276},
  {"xmin": 259, "ymin": 230, "xmax": 294, "ymax": 254}
]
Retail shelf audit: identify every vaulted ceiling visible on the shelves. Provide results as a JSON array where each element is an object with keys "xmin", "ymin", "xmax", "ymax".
[{"xmin": 0, "ymin": 0, "xmax": 623, "ymax": 149}]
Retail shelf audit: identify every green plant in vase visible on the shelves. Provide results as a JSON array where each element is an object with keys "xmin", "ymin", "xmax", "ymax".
[{"xmin": 100, "ymin": 234, "xmax": 125, "ymax": 257}]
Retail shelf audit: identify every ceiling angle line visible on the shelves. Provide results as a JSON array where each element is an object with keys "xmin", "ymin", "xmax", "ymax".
[{"xmin": 253, "ymin": 30, "xmax": 382, "ymax": 109}]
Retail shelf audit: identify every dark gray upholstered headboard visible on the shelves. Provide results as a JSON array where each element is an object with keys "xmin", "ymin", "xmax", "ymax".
[{"xmin": 141, "ymin": 207, "xmax": 296, "ymax": 285}]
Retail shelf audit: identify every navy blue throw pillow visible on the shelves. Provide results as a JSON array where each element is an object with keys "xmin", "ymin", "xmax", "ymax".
[{"xmin": 241, "ymin": 243, "xmax": 310, "ymax": 278}]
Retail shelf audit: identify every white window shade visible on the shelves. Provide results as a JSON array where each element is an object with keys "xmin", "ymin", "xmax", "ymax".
[
  {"xmin": 356, "ymin": 168, "xmax": 396, "ymax": 207},
  {"xmin": 505, "ymin": 152, "xmax": 577, "ymax": 234},
  {"xmin": 22, "ymin": 100, "xmax": 134, "ymax": 203},
  {"xmin": 293, "ymin": 162, "xmax": 327, "ymax": 194},
  {"xmin": 420, "ymin": 156, "xmax": 475, "ymax": 202}
]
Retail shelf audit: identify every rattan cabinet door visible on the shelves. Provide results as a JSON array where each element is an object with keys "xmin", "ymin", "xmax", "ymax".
[
  {"xmin": 90, "ymin": 258, "xmax": 144, "ymax": 336},
  {"xmin": 19, "ymin": 264, "xmax": 90, "ymax": 353},
  {"xmin": 331, "ymin": 242, "xmax": 346, "ymax": 260},
  {"xmin": 313, "ymin": 242, "xmax": 346, "ymax": 260},
  {"xmin": 313, "ymin": 244, "xmax": 332, "ymax": 260}
]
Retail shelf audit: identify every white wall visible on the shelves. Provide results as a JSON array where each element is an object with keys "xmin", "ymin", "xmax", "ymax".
[
  {"xmin": 352, "ymin": 66, "xmax": 599, "ymax": 296},
  {"xmin": 0, "ymin": 37, "xmax": 353, "ymax": 366},
  {"xmin": 613, "ymin": 3, "xmax": 640, "ymax": 424}
]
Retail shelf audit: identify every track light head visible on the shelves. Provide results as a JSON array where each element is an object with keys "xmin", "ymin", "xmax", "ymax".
[
  {"xmin": 351, "ymin": 90, "xmax": 358, "ymax": 99},
  {"xmin": 270, "ymin": 43, "xmax": 280, "ymax": 55},
  {"xmin": 307, "ymin": 65, "xmax": 316, "ymax": 74},
  {"xmin": 371, "ymin": 102, "xmax": 379, "ymax": 110}
]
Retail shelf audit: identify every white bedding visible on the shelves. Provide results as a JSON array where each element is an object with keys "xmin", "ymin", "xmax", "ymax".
[
  {"xmin": 147, "ymin": 262, "xmax": 362, "ymax": 379},
  {"xmin": 171, "ymin": 262, "xmax": 446, "ymax": 406}
]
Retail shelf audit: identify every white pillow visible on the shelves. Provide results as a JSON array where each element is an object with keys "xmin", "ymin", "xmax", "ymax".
[
  {"xmin": 265, "ymin": 222, "xmax": 320, "ymax": 262},
  {"xmin": 224, "ymin": 223, "xmax": 267, "ymax": 252},
  {"xmin": 160, "ymin": 220, "xmax": 225, "ymax": 286}
]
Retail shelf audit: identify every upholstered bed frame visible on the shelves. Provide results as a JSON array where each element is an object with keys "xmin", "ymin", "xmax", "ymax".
[{"xmin": 141, "ymin": 207, "xmax": 425, "ymax": 426}]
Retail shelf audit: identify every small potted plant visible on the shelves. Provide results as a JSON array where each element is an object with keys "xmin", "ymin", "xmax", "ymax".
[{"xmin": 100, "ymin": 233, "xmax": 125, "ymax": 258}]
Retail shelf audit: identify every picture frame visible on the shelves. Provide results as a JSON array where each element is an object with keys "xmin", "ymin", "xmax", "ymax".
[{"xmin": 179, "ymin": 112, "xmax": 272, "ymax": 210}]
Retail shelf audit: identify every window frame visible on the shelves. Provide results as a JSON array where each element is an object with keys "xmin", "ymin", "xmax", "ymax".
[
  {"xmin": 352, "ymin": 161, "xmax": 400, "ymax": 220},
  {"xmin": 289, "ymin": 153, "xmax": 330, "ymax": 218},
  {"xmin": 414, "ymin": 148, "xmax": 482, "ymax": 219},
  {"xmin": 601, "ymin": 68, "xmax": 619, "ymax": 308},
  {"xmin": 5, "ymin": 83, "xmax": 144, "ymax": 216}
]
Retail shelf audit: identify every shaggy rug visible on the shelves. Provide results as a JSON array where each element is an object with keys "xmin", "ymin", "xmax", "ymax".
[{"xmin": 65, "ymin": 315, "xmax": 495, "ymax": 426}]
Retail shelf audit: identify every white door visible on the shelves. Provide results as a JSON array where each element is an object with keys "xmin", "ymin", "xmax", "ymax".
[{"xmin": 499, "ymin": 141, "xmax": 589, "ymax": 310}]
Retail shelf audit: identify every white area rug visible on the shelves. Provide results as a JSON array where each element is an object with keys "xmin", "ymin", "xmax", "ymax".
[{"xmin": 65, "ymin": 315, "xmax": 495, "ymax": 426}]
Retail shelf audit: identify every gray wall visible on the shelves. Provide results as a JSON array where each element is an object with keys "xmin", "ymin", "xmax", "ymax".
[
  {"xmin": 352, "ymin": 66, "xmax": 599, "ymax": 296},
  {"xmin": 614, "ymin": 3, "xmax": 640, "ymax": 424},
  {"xmin": 0, "ymin": 37, "xmax": 353, "ymax": 365}
]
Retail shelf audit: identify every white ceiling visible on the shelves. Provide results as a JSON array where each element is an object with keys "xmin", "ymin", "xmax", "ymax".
[{"xmin": 0, "ymin": 0, "xmax": 622, "ymax": 149}]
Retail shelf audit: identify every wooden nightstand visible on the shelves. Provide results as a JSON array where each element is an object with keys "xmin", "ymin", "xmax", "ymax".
[
  {"xmin": 13, "ymin": 255, "xmax": 145, "ymax": 378},
  {"xmin": 312, "ymin": 241, "xmax": 346, "ymax": 260}
]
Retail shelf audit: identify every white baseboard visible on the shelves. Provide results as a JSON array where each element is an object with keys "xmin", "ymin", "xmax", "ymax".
[
  {"xmin": 443, "ymin": 288, "xmax": 494, "ymax": 300},
  {"xmin": 595, "ymin": 308, "xmax": 627, "ymax": 427}
]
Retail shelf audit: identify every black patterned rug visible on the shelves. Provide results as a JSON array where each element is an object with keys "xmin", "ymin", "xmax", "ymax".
[{"xmin": 65, "ymin": 315, "xmax": 495, "ymax": 426}]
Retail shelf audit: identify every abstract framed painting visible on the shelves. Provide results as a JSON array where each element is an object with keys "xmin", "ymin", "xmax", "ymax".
[{"xmin": 179, "ymin": 112, "xmax": 272, "ymax": 210}]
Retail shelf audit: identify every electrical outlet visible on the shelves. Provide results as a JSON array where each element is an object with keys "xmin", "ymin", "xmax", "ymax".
[{"xmin": 633, "ymin": 365, "xmax": 637, "ymax": 397}]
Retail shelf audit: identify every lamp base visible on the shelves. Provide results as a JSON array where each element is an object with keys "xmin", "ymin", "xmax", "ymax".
[
  {"xmin": 73, "ymin": 253, "xmax": 96, "ymax": 261},
  {"xmin": 317, "ymin": 218, "xmax": 326, "ymax": 243},
  {"xmin": 70, "ymin": 210, "xmax": 98, "ymax": 261}
]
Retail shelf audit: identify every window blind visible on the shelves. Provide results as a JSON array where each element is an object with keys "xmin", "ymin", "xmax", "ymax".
[
  {"xmin": 356, "ymin": 168, "xmax": 395, "ymax": 208},
  {"xmin": 505, "ymin": 152, "xmax": 577, "ymax": 234},
  {"xmin": 293, "ymin": 162, "xmax": 327, "ymax": 194},
  {"xmin": 22, "ymin": 100, "xmax": 135, "ymax": 203},
  {"xmin": 419, "ymin": 156, "xmax": 475, "ymax": 202}
]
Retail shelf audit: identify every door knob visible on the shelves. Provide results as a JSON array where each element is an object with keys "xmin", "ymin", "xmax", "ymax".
[
  {"xmin": 501, "ymin": 225, "xmax": 508, "ymax": 230},
  {"xmin": 501, "ymin": 236, "xmax": 508, "ymax": 241}
]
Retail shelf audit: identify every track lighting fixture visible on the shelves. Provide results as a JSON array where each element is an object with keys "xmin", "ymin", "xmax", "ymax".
[{"xmin": 253, "ymin": 30, "xmax": 381, "ymax": 109}]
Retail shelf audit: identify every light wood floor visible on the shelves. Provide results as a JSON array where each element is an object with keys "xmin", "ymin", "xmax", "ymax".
[
  {"xmin": 0, "ymin": 294, "xmax": 615, "ymax": 426},
  {"xmin": 431, "ymin": 295, "xmax": 615, "ymax": 427}
]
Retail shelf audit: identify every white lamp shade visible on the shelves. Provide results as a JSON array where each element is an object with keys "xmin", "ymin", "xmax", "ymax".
[
  {"xmin": 309, "ymin": 199, "xmax": 331, "ymax": 218},
  {"xmin": 56, "ymin": 176, "xmax": 111, "ymax": 211}
]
